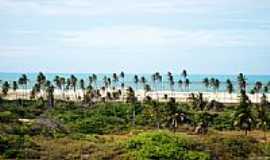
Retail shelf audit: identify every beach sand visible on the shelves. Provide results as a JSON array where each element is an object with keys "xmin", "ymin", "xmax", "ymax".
[{"xmin": 1, "ymin": 88, "xmax": 269, "ymax": 104}]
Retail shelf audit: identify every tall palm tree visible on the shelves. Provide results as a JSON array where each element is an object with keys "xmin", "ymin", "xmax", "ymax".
[
  {"xmin": 181, "ymin": 69, "xmax": 187, "ymax": 80},
  {"xmin": 166, "ymin": 98, "xmax": 179, "ymax": 132},
  {"xmin": 144, "ymin": 84, "xmax": 151, "ymax": 98},
  {"xmin": 59, "ymin": 77, "xmax": 66, "ymax": 99},
  {"xmin": 263, "ymin": 85, "xmax": 268, "ymax": 93},
  {"xmin": 237, "ymin": 73, "xmax": 247, "ymax": 92},
  {"xmin": 18, "ymin": 74, "xmax": 28, "ymax": 99},
  {"xmin": 140, "ymin": 76, "xmax": 146, "ymax": 89},
  {"xmin": 12, "ymin": 81, "xmax": 18, "ymax": 99},
  {"xmin": 37, "ymin": 72, "xmax": 46, "ymax": 97},
  {"xmin": 2, "ymin": 81, "xmax": 10, "ymax": 96},
  {"xmin": 92, "ymin": 74, "xmax": 98, "ymax": 89},
  {"xmin": 53, "ymin": 76, "xmax": 62, "ymax": 90},
  {"xmin": 126, "ymin": 87, "xmax": 137, "ymax": 127},
  {"xmin": 185, "ymin": 78, "xmax": 190, "ymax": 91},
  {"xmin": 203, "ymin": 78, "xmax": 209, "ymax": 92},
  {"xmin": 233, "ymin": 90, "xmax": 255, "ymax": 136},
  {"xmin": 254, "ymin": 81, "xmax": 263, "ymax": 103},
  {"xmin": 120, "ymin": 71, "xmax": 125, "ymax": 85},
  {"xmin": 168, "ymin": 73, "xmax": 174, "ymax": 97},
  {"xmin": 257, "ymin": 94, "xmax": 269, "ymax": 140},
  {"xmin": 46, "ymin": 84, "xmax": 54, "ymax": 108},
  {"xmin": 134, "ymin": 75, "xmax": 139, "ymax": 90},
  {"xmin": 80, "ymin": 79, "xmax": 85, "ymax": 97},
  {"xmin": 112, "ymin": 73, "xmax": 119, "ymax": 88},
  {"xmin": 70, "ymin": 75, "xmax": 77, "ymax": 92},
  {"xmin": 226, "ymin": 79, "xmax": 234, "ymax": 101}
]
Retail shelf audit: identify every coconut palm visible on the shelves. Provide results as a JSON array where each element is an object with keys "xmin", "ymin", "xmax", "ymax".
[
  {"xmin": 80, "ymin": 79, "xmax": 85, "ymax": 98},
  {"xmin": 203, "ymin": 78, "xmax": 209, "ymax": 92},
  {"xmin": 181, "ymin": 69, "xmax": 187, "ymax": 80},
  {"xmin": 140, "ymin": 76, "xmax": 146, "ymax": 89},
  {"xmin": 70, "ymin": 75, "xmax": 77, "ymax": 92},
  {"xmin": 255, "ymin": 81, "xmax": 263, "ymax": 93},
  {"xmin": 237, "ymin": 73, "xmax": 247, "ymax": 92},
  {"xmin": 2, "ymin": 81, "xmax": 10, "ymax": 96},
  {"xmin": 166, "ymin": 97, "xmax": 180, "ymax": 132},
  {"xmin": 92, "ymin": 74, "xmax": 98, "ymax": 89},
  {"xmin": 134, "ymin": 75, "xmax": 139, "ymax": 90},
  {"xmin": 66, "ymin": 78, "xmax": 71, "ymax": 90},
  {"xmin": 168, "ymin": 73, "xmax": 175, "ymax": 97},
  {"xmin": 185, "ymin": 78, "xmax": 190, "ymax": 91},
  {"xmin": 120, "ymin": 71, "xmax": 125, "ymax": 85},
  {"xmin": 53, "ymin": 76, "xmax": 62, "ymax": 90},
  {"xmin": 46, "ymin": 84, "xmax": 54, "ymax": 108},
  {"xmin": 126, "ymin": 86, "xmax": 137, "ymax": 127},
  {"xmin": 12, "ymin": 81, "xmax": 18, "ymax": 99},
  {"xmin": 257, "ymin": 94, "xmax": 269, "ymax": 140},
  {"xmin": 112, "ymin": 73, "xmax": 119, "ymax": 88},
  {"xmin": 18, "ymin": 74, "xmax": 28, "ymax": 99},
  {"xmin": 144, "ymin": 84, "xmax": 151, "ymax": 97},
  {"xmin": 263, "ymin": 86, "xmax": 268, "ymax": 93},
  {"xmin": 233, "ymin": 90, "xmax": 255, "ymax": 135},
  {"xmin": 226, "ymin": 79, "xmax": 234, "ymax": 101},
  {"xmin": 37, "ymin": 72, "xmax": 46, "ymax": 97},
  {"xmin": 177, "ymin": 80, "xmax": 183, "ymax": 91}
]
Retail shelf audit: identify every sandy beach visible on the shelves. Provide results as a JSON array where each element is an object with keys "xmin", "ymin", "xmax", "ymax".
[{"xmin": 1, "ymin": 88, "xmax": 269, "ymax": 104}]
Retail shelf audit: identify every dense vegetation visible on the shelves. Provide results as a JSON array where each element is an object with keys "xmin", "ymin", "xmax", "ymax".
[
  {"xmin": 0, "ymin": 97, "xmax": 270, "ymax": 159},
  {"xmin": 0, "ymin": 72, "xmax": 270, "ymax": 159}
]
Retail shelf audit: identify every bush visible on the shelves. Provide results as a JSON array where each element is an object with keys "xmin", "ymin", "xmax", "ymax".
[
  {"xmin": 206, "ymin": 135, "xmax": 261, "ymax": 160},
  {"xmin": 125, "ymin": 131, "xmax": 211, "ymax": 160},
  {"xmin": 0, "ymin": 111, "xmax": 15, "ymax": 122}
]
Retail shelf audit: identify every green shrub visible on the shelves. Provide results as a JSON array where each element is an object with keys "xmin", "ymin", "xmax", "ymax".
[
  {"xmin": 0, "ymin": 111, "xmax": 15, "ymax": 122},
  {"xmin": 125, "ymin": 131, "xmax": 211, "ymax": 160}
]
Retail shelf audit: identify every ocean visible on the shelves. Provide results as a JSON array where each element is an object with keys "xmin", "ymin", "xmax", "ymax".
[{"xmin": 0, "ymin": 72, "xmax": 269, "ymax": 93}]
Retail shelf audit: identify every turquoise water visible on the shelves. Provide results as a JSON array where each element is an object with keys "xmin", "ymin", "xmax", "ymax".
[{"xmin": 0, "ymin": 72, "xmax": 269, "ymax": 92}]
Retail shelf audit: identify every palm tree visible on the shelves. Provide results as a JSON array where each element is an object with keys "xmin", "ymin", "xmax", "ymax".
[
  {"xmin": 257, "ymin": 94, "xmax": 269, "ymax": 140},
  {"xmin": 112, "ymin": 73, "xmax": 119, "ymax": 88},
  {"xmin": 237, "ymin": 73, "xmax": 247, "ymax": 92},
  {"xmin": 226, "ymin": 79, "xmax": 234, "ymax": 101},
  {"xmin": 254, "ymin": 81, "xmax": 263, "ymax": 103},
  {"xmin": 134, "ymin": 75, "xmax": 139, "ymax": 91},
  {"xmin": 120, "ymin": 71, "xmax": 125, "ymax": 85},
  {"xmin": 263, "ymin": 86, "xmax": 268, "ymax": 93},
  {"xmin": 70, "ymin": 75, "xmax": 77, "ymax": 92},
  {"xmin": 37, "ymin": 72, "xmax": 46, "ymax": 97},
  {"xmin": 178, "ymin": 80, "xmax": 183, "ymax": 91},
  {"xmin": 46, "ymin": 84, "xmax": 54, "ymax": 108},
  {"xmin": 168, "ymin": 73, "xmax": 174, "ymax": 97},
  {"xmin": 181, "ymin": 69, "xmax": 187, "ymax": 80},
  {"xmin": 233, "ymin": 90, "xmax": 255, "ymax": 136},
  {"xmin": 126, "ymin": 87, "xmax": 137, "ymax": 127},
  {"xmin": 166, "ymin": 98, "xmax": 179, "ymax": 133},
  {"xmin": 2, "ymin": 81, "xmax": 10, "ymax": 96},
  {"xmin": 210, "ymin": 78, "xmax": 216, "ymax": 92},
  {"xmin": 185, "ymin": 78, "xmax": 190, "ymax": 91},
  {"xmin": 203, "ymin": 78, "xmax": 209, "ymax": 92},
  {"xmin": 18, "ymin": 74, "xmax": 28, "ymax": 99},
  {"xmin": 12, "ymin": 81, "xmax": 18, "ymax": 99},
  {"xmin": 140, "ymin": 76, "xmax": 146, "ymax": 89},
  {"xmin": 144, "ymin": 84, "xmax": 151, "ymax": 98},
  {"xmin": 59, "ymin": 77, "xmax": 66, "ymax": 99},
  {"xmin": 80, "ymin": 79, "xmax": 85, "ymax": 97},
  {"xmin": 53, "ymin": 76, "xmax": 61, "ymax": 90},
  {"xmin": 92, "ymin": 74, "xmax": 98, "ymax": 89}
]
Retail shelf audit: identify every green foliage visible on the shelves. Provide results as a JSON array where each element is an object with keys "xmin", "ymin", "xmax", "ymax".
[
  {"xmin": 125, "ymin": 131, "xmax": 211, "ymax": 160},
  {"xmin": 0, "ymin": 111, "xmax": 15, "ymax": 122},
  {"xmin": 206, "ymin": 135, "xmax": 261, "ymax": 160}
]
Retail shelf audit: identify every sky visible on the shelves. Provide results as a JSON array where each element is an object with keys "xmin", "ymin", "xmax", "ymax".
[{"xmin": 0, "ymin": 0, "xmax": 270, "ymax": 74}]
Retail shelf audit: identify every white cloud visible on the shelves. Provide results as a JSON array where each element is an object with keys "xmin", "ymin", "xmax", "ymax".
[
  {"xmin": 1, "ymin": 0, "xmax": 269, "ymax": 16},
  {"xmin": 55, "ymin": 26, "xmax": 264, "ymax": 49}
]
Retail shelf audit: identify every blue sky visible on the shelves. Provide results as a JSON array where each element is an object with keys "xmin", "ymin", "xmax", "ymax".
[{"xmin": 0, "ymin": 0, "xmax": 270, "ymax": 74}]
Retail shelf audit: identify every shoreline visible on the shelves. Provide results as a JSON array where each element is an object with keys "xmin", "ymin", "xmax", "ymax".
[{"xmin": 1, "ymin": 89, "xmax": 269, "ymax": 104}]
